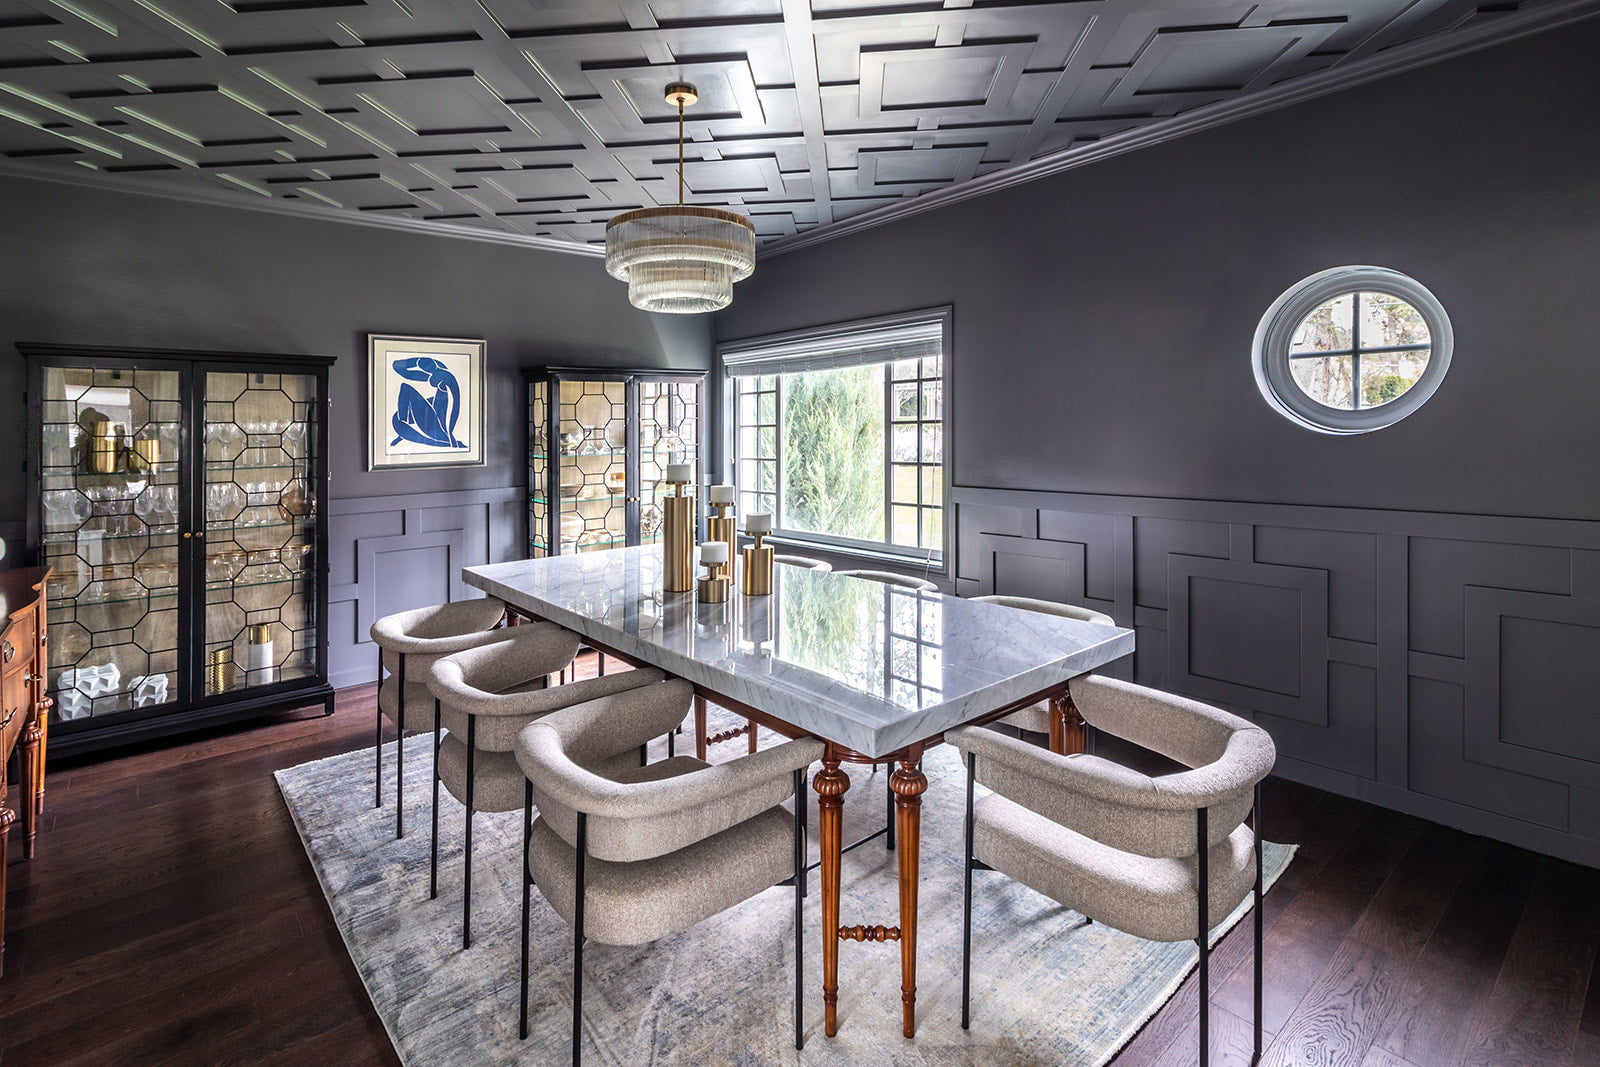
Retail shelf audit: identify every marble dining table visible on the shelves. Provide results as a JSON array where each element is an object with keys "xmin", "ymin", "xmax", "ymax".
[{"xmin": 463, "ymin": 546, "xmax": 1134, "ymax": 1040}]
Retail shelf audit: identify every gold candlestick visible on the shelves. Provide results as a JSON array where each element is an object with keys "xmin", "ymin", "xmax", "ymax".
[
  {"xmin": 741, "ymin": 530, "xmax": 774, "ymax": 595},
  {"xmin": 697, "ymin": 560, "xmax": 730, "ymax": 603},
  {"xmin": 707, "ymin": 502, "xmax": 736, "ymax": 570},
  {"xmin": 662, "ymin": 478, "xmax": 695, "ymax": 592}
]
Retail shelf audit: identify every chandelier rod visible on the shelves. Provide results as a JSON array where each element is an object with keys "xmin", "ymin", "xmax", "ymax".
[{"xmin": 677, "ymin": 93, "xmax": 685, "ymax": 207}]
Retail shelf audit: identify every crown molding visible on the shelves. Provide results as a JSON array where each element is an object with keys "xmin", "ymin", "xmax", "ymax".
[
  {"xmin": 0, "ymin": 158, "xmax": 605, "ymax": 260},
  {"xmin": 760, "ymin": 0, "xmax": 1600, "ymax": 259}
]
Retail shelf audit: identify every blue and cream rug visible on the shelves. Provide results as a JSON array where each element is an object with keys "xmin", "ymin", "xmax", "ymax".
[{"xmin": 276, "ymin": 727, "xmax": 1293, "ymax": 1065}]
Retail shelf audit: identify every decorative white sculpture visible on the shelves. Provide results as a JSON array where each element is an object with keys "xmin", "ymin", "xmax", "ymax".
[
  {"xmin": 130, "ymin": 673, "xmax": 169, "ymax": 708},
  {"xmin": 57, "ymin": 663, "xmax": 121, "ymax": 719}
]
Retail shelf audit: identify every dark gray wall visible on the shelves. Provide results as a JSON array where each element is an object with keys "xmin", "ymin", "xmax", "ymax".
[
  {"xmin": 0, "ymin": 176, "xmax": 709, "ymax": 682},
  {"xmin": 717, "ymin": 23, "xmax": 1600, "ymax": 866}
]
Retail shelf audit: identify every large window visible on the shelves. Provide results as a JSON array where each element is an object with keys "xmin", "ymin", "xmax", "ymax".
[{"xmin": 721, "ymin": 308, "xmax": 951, "ymax": 568}]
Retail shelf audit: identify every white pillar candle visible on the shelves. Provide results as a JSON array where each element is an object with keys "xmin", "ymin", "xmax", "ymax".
[
  {"xmin": 666, "ymin": 462, "xmax": 692, "ymax": 482},
  {"xmin": 708, "ymin": 484, "xmax": 735, "ymax": 505},
  {"xmin": 745, "ymin": 512, "xmax": 772, "ymax": 534},
  {"xmin": 699, "ymin": 541, "xmax": 729, "ymax": 564}
]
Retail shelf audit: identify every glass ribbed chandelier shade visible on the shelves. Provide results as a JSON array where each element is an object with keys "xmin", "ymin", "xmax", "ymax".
[{"xmin": 604, "ymin": 83, "xmax": 756, "ymax": 314}]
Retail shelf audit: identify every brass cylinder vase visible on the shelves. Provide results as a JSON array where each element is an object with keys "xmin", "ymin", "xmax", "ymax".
[
  {"xmin": 662, "ymin": 482, "xmax": 695, "ymax": 591},
  {"xmin": 207, "ymin": 647, "xmax": 236, "ymax": 695}
]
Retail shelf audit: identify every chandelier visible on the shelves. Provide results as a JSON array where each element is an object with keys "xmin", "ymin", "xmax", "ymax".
[{"xmin": 604, "ymin": 83, "xmax": 755, "ymax": 314}]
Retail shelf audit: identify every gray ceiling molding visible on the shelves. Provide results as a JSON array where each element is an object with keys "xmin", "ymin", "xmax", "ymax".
[
  {"xmin": 0, "ymin": 158, "xmax": 604, "ymax": 259},
  {"xmin": 760, "ymin": 0, "xmax": 1600, "ymax": 258}
]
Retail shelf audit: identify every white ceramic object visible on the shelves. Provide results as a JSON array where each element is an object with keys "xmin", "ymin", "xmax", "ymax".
[
  {"xmin": 130, "ymin": 673, "xmax": 169, "ymax": 708},
  {"xmin": 57, "ymin": 663, "xmax": 122, "ymax": 718}
]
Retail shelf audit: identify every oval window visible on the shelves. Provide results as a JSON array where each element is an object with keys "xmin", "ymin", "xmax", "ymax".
[{"xmin": 1254, "ymin": 267, "xmax": 1453, "ymax": 434}]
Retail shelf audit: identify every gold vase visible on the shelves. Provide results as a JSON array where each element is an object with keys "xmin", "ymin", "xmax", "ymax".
[
  {"xmin": 662, "ymin": 484, "xmax": 695, "ymax": 592},
  {"xmin": 88, "ymin": 418, "xmax": 119, "ymax": 474},
  {"xmin": 207, "ymin": 647, "xmax": 236, "ymax": 695}
]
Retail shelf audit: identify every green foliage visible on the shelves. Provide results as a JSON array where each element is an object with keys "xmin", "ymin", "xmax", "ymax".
[
  {"xmin": 1364, "ymin": 374, "xmax": 1414, "ymax": 406},
  {"xmin": 781, "ymin": 366, "xmax": 885, "ymax": 541}
]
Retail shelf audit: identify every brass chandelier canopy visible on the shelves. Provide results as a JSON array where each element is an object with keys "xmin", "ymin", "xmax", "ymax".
[{"xmin": 604, "ymin": 83, "xmax": 756, "ymax": 314}]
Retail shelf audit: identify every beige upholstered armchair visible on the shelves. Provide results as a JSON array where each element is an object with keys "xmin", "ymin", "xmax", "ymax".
[
  {"xmin": 514, "ymin": 676, "xmax": 825, "ymax": 1062},
  {"xmin": 947, "ymin": 674, "xmax": 1276, "ymax": 1066},
  {"xmin": 971, "ymin": 594, "xmax": 1117, "ymax": 749},
  {"xmin": 369, "ymin": 597, "xmax": 512, "ymax": 839},
  {"xmin": 834, "ymin": 568, "xmax": 937, "ymax": 591},
  {"xmin": 774, "ymin": 554, "xmax": 830, "ymax": 570},
  {"xmin": 427, "ymin": 626, "xmax": 668, "ymax": 948}
]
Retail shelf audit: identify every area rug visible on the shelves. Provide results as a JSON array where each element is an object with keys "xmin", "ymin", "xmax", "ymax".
[{"xmin": 276, "ymin": 725, "xmax": 1293, "ymax": 1066}]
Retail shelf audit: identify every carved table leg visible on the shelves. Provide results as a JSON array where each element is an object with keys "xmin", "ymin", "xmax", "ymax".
[
  {"xmin": 1050, "ymin": 690, "xmax": 1087, "ymax": 756},
  {"xmin": 891, "ymin": 749, "xmax": 928, "ymax": 1039},
  {"xmin": 34, "ymin": 707, "xmax": 49, "ymax": 817},
  {"xmin": 694, "ymin": 694, "xmax": 708, "ymax": 761},
  {"xmin": 814, "ymin": 754, "xmax": 850, "ymax": 1037},
  {"xmin": 19, "ymin": 718, "xmax": 41, "ymax": 859}
]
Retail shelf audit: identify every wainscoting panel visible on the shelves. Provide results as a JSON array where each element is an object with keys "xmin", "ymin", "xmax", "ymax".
[
  {"xmin": 955, "ymin": 486, "xmax": 1600, "ymax": 867},
  {"xmin": 326, "ymin": 487, "xmax": 522, "ymax": 689}
]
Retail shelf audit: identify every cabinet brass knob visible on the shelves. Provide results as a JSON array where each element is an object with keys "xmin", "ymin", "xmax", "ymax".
[{"xmin": 182, "ymin": 532, "xmax": 192, "ymax": 539}]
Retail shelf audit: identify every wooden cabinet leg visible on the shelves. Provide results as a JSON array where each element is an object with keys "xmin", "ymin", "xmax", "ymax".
[
  {"xmin": 0, "ymin": 805, "xmax": 13, "ymax": 976},
  {"xmin": 813, "ymin": 755, "xmax": 850, "ymax": 1038},
  {"xmin": 19, "ymin": 720, "xmax": 40, "ymax": 859},
  {"xmin": 890, "ymin": 750, "xmax": 928, "ymax": 1039},
  {"xmin": 35, "ymin": 708, "xmax": 49, "ymax": 816}
]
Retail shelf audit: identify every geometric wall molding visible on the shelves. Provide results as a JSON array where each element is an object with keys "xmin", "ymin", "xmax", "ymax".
[
  {"xmin": 954, "ymin": 483, "xmax": 1600, "ymax": 868},
  {"xmin": 2, "ymin": 0, "xmax": 1593, "ymax": 259}
]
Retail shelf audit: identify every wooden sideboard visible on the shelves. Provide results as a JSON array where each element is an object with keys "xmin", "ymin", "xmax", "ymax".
[{"xmin": 2, "ymin": 566, "xmax": 50, "ymax": 977}]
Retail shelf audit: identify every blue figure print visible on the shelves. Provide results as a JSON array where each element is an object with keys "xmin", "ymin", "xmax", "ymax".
[{"xmin": 390, "ymin": 356, "xmax": 466, "ymax": 450}]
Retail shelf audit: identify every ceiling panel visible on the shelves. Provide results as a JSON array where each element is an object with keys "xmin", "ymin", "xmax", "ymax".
[{"xmin": 0, "ymin": 0, "xmax": 1588, "ymax": 258}]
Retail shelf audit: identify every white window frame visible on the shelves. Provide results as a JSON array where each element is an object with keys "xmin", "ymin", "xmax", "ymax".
[
  {"xmin": 718, "ymin": 306, "xmax": 954, "ymax": 575},
  {"xmin": 1253, "ymin": 265, "xmax": 1454, "ymax": 435}
]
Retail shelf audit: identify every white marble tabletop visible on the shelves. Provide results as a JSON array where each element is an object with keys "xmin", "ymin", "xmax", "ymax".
[{"xmin": 464, "ymin": 546, "xmax": 1133, "ymax": 759}]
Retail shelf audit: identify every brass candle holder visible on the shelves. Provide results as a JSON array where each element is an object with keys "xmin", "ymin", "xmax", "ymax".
[
  {"xmin": 741, "ymin": 530, "xmax": 774, "ymax": 595},
  {"xmin": 662, "ymin": 476, "xmax": 695, "ymax": 592},
  {"xmin": 707, "ymin": 500, "xmax": 736, "ymax": 561},
  {"xmin": 697, "ymin": 560, "xmax": 730, "ymax": 603}
]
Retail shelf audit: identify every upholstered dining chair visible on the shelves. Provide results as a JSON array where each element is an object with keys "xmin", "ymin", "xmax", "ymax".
[
  {"xmin": 834, "ymin": 568, "xmax": 937, "ymax": 591},
  {"xmin": 370, "ymin": 597, "xmax": 511, "ymax": 839},
  {"xmin": 971, "ymin": 595, "xmax": 1116, "ymax": 750},
  {"xmin": 515, "ymin": 676, "xmax": 825, "ymax": 1063},
  {"xmin": 948, "ymin": 675, "xmax": 1275, "ymax": 1066},
  {"xmin": 774, "ymin": 554, "xmax": 831, "ymax": 571},
  {"xmin": 429, "ymin": 630, "xmax": 670, "ymax": 948}
]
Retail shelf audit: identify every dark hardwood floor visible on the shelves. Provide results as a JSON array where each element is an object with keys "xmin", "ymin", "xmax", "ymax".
[{"xmin": 2, "ymin": 656, "xmax": 1597, "ymax": 1065}]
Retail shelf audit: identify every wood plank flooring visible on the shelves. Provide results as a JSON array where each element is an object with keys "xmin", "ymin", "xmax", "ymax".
[{"xmin": 2, "ymin": 660, "xmax": 1597, "ymax": 1066}]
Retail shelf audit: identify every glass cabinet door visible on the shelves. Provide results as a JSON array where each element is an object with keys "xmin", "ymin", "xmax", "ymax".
[
  {"xmin": 40, "ymin": 365, "xmax": 185, "ymax": 723},
  {"xmin": 638, "ymin": 377, "xmax": 703, "ymax": 550},
  {"xmin": 555, "ymin": 378, "xmax": 629, "ymax": 555},
  {"xmin": 198, "ymin": 371, "xmax": 320, "ymax": 698}
]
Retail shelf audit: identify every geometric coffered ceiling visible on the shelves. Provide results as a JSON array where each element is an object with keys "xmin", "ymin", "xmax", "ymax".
[{"xmin": 0, "ymin": 0, "xmax": 1593, "ymax": 259}]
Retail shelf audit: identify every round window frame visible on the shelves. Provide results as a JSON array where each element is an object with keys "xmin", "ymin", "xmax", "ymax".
[{"xmin": 1253, "ymin": 266, "xmax": 1453, "ymax": 435}]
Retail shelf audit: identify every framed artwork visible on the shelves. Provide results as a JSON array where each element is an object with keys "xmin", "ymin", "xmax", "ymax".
[{"xmin": 367, "ymin": 334, "xmax": 486, "ymax": 470}]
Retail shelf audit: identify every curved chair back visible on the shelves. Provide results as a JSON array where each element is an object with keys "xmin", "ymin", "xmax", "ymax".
[
  {"xmin": 973, "ymin": 594, "xmax": 1114, "ymax": 627},
  {"xmin": 835, "ymin": 568, "xmax": 937, "ymax": 592}
]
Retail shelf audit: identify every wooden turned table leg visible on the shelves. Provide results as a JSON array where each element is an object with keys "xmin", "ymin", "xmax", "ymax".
[
  {"xmin": 813, "ymin": 755, "xmax": 850, "ymax": 1037},
  {"xmin": 19, "ymin": 719, "xmax": 41, "ymax": 859},
  {"xmin": 694, "ymin": 694, "xmax": 708, "ymax": 762},
  {"xmin": 1051, "ymin": 690, "xmax": 1087, "ymax": 755},
  {"xmin": 0, "ymin": 804, "xmax": 13, "ymax": 976},
  {"xmin": 890, "ymin": 750, "xmax": 928, "ymax": 1039}
]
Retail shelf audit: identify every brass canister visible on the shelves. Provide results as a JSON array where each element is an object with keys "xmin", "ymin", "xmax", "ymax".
[
  {"xmin": 741, "ymin": 538, "xmax": 775, "ymax": 596},
  {"xmin": 207, "ymin": 647, "xmax": 236, "ymax": 695},
  {"xmin": 662, "ymin": 487, "xmax": 695, "ymax": 592},
  {"xmin": 697, "ymin": 574, "xmax": 730, "ymax": 603},
  {"xmin": 88, "ymin": 418, "xmax": 119, "ymax": 473},
  {"xmin": 707, "ymin": 504, "xmax": 736, "ymax": 576},
  {"xmin": 132, "ymin": 432, "xmax": 160, "ymax": 470}
]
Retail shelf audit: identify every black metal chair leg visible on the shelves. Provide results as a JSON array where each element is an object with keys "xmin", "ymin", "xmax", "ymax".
[
  {"xmin": 430, "ymin": 699, "xmax": 441, "ymax": 900},
  {"xmin": 574, "ymin": 813, "xmax": 587, "ymax": 1067},
  {"xmin": 463, "ymin": 714, "xmax": 476, "ymax": 950},
  {"xmin": 520, "ymin": 780, "xmax": 534, "ymax": 1041},
  {"xmin": 1197, "ymin": 805, "xmax": 1210, "ymax": 1067},
  {"xmin": 962, "ymin": 751, "xmax": 976, "ymax": 1030},
  {"xmin": 395, "ymin": 654, "xmax": 406, "ymax": 839},
  {"xmin": 1254, "ymin": 781, "xmax": 1264, "ymax": 1062},
  {"xmin": 374, "ymin": 647, "xmax": 384, "ymax": 808},
  {"xmin": 885, "ymin": 768, "xmax": 895, "ymax": 851},
  {"xmin": 793, "ymin": 767, "xmax": 805, "ymax": 1051}
]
